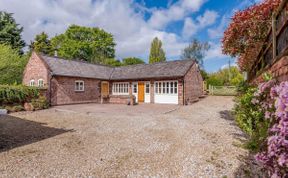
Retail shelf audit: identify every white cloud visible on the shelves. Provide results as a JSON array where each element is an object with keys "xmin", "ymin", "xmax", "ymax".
[
  {"xmin": 148, "ymin": 0, "xmax": 206, "ymax": 29},
  {"xmin": 204, "ymin": 42, "xmax": 227, "ymax": 61},
  {"xmin": 182, "ymin": 10, "xmax": 218, "ymax": 38},
  {"xmin": 207, "ymin": 14, "xmax": 229, "ymax": 39},
  {"xmin": 0, "ymin": 0, "xmax": 188, "ymax": 61}
]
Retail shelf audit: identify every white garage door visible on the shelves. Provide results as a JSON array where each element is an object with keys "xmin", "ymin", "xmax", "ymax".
[{"xmin": 154, "ymin": 81, "xmax": 178, "ymax": 104}]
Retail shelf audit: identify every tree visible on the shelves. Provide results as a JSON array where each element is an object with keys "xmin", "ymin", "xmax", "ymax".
[
  {"xmin": 222, "ymin": 0, "xmax": 281, "ymax": 71},
  {"xmin": 103, "ymin": 58, "xmax": 122, "ymax": 67},
  {"xmin": 0, "ymin": 44, "xmax": 28, "ymax": 84},
  {"xmin": 0, "ymin": 11, "xmax": 25, "ymax": 54},
  {"xmin": 30, "ymin": 32, "xmax": 52, "ymax": 54},
  {"xmin": 181, "ymin": 39, "xmax": 210, "ymax": 68},
  {"xmin": 149, "ymin": 37, "xmax": 166, "ymax": 64},
  {"xmin": 200, "ymin": 70, "xmax": 209, "ymax": 80},
  {"xmin": 122, "ymin": 57, "xmax": 145, "ymax": 66},
  {"xmin": 206, "ymin": 66, "xmax": 244, "ymax": 86},
  {"xmin": 50, "ymin": 25, "xmax": 116, "ymax": 64}
]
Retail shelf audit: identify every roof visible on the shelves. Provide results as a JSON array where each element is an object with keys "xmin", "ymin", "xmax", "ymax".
[
  {"xmin": 110, "ymin": 60, "xmax": 195, "ymax": 80},
  {"xmin": 39, "ymin": 54, "xmax": 195, "ymax": 80},
  {"xmin": 40, "ymin": 55, "xmax": 113, "ymax": 80}
]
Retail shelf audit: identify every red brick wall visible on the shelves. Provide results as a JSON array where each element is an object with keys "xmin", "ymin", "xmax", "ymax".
[
  {"xmin": 252, "ymin": 56, "xmax": 288, "ymax": 84},
  {"xmin": 109, "ymin": 95, "xmax": 131, "ymax": 104},
  {"xmin": 183, "ymin": 64, "xmax": 203, "ymax": 105},
  {"xmin": 23, "ymin": 52, "xmax": 50, "ymax": 87},
  {"xmin": 50, "ymin": 76, "xmax": 101, "ymax": 105}
]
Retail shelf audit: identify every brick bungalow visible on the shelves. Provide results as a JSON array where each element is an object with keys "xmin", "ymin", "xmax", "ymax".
[{"xmin": 23, "ymin": 52, "xmax": 203, "ymax": 106}]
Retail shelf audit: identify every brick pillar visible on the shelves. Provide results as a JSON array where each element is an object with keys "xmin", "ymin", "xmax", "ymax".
[
  {"xmin": 128, "ymin": 82, "xmax": 134, "ymax": 105},
  {"xmin": 150, "ymin": 80, "xmax": 154, "ymax": 104},
  {"xmin": 178, "ymin": 79, "xmax": 184, "ymax": 105}
]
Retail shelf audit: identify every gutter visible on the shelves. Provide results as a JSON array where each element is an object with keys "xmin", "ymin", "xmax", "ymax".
[{"xmin": 49, "ymin": 72, "xmax": 54, "ymax": 105}]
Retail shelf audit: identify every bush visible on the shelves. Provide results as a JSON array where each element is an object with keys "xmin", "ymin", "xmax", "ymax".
[
  {"xmin": 255, "ymin": 81, "xmax": 288, "ymax": 177},
  {"xmin": 4, "ymin": 105, "xmax": 24, "ymax": 112},
  {"xmin": 234, "ymin": 86, "xmax": 270, "ymax": 152},
  {"xmin": 234, "ymin": 79, "xmax": 288, "ymax": 177},
  {"xmin": 12, "ymin": 105, "xmax": 24, "ymax": 112},
  {"xmin": 31, "ymin": 96, "xmax": 49, "ymax": 110},
  {"xmin": 0, "ymin": 85, "xmax": 39, "ymax": 105}
]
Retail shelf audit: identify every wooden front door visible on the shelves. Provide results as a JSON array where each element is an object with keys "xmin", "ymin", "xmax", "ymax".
[
  {"xmin": 138, "ymin": 82, "xmax": 145, "ymax": 103},
  {"xmin": 101, "ymin": 82, "xmax": 109, "ymax": 97}
]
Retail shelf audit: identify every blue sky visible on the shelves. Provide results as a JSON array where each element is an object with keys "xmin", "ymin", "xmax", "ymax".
[{"xmin": 0, "ymin": 0, "xmax": 261, "ymax": 72}]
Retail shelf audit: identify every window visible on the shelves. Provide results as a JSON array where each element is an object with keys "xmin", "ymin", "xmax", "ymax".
[
  {"xmin": 38, "ymin": 79, "xmax": 44, "ymax": 87},
  {"xmin": 29, "ymin": 80, "xmax": 35, "ymax": 86},
  {"xmin": 145, "ymin": 83, "xmax": 150, "ymax": 94},
  {"xmin": 166, "ymin": 82, "xmax": 169, "ymax": 94},
  {"xmin": 133, "ymin": 83, "xmax": 138, "ymax": 93},
  {"xmin": 174, "ymin": 82, "xmax": 178, "ymax": 94},
  {"xmin": 155, "ymin": 81, "xmax": 178, "ymax": 95},
  {"xmin": 112, "ymin": 82, "xmax": 129, "ymax": 95},
  {"xmin": 75, "ymin": 81, "xmax": 84, "ymax": 91}
]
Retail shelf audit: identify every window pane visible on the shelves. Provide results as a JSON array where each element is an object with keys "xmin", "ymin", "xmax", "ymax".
[
  {"xmin": 174, "ymin": 82, "xmax": 177, "ymax": 94},
  {"xmin": 170, "ymin": 82, "xmax": 173, "ymax": 93},
  {"xmin": 146, "ymin": 83, "xmax": 149, "ymax": 93},
  {"xmin": 163, "ymin": 82, "xmax": 166, "ymax": 94},
  {"xmin": 159, "ymin": 82, "xmax": 162, "ymax": 94},
  {"xmin": 155, "ymin": 83, "xmax": 158, "ymax": 94},
  {"xmin": 166, "ymin": 82, "xmax": 169, "ymax": 93}
]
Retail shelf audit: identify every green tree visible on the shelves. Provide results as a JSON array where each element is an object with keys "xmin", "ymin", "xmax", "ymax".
[
  {"xmin": 30, "ymin": 32, "xmax": 52, "ymax": 54},
  {"xmin": 0, "ymin": 44, "xmax": 28, "ymax": 84},
  {"xmin": 206, "ymin": 66, "xmax": 244, "ymax": 86},
  {"xmin": 181, "ymin": 39, "xmax": 210, "ymax": 68},
  {"xmin": 50, "ymin": 25, "xmax": 116, "ymax": 64},
  {"xmin": 122, "ymin": 57, "xmax": 145, "ymax": 66},
  {"xmin": 200, "ymin": 69, "xmax": 209, "ymax": 80},
  {"xmin": 0, "ymin": 11, "xmax": 25, "ymax": 54},
  {"xmin": 149, "ymin": 37, "xmax": 166, "ymax": 64},
  {"xmin": 103, "ymin": 58, "xmax": 122, "ymax": 67}
]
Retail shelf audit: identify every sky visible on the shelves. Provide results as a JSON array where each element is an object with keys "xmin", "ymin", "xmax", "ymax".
[{"xmin": 0, "ymin": 0, "xmax": 262, "ymax": 72}]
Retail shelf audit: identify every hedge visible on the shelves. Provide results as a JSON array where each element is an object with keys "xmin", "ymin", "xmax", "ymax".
[{"xmin": 0, "ymin": 85, "xmax": 39, "ymax": 105}]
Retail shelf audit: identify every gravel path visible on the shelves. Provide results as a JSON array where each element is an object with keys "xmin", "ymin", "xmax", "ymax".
[{"xmin": 0, "ymin": 96, "xmax": 249, "ymax": 177}]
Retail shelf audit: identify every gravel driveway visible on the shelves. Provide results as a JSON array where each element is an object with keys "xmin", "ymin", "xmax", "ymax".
[{"xmin": 0, "ymin": 96, "xmax": 249, "ymax": 177}]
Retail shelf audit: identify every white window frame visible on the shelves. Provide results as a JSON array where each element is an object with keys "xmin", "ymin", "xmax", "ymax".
[
  {"xmin": 38, "ymin": 79, "xmax": 44, "ymax": 87},
  {"xmin": 75, "ymin": 80, "xmax": 85, "ymax": 92},
  {"xmin": 29, "ymin": 79, "xmax": 35, "ymax": 86},
  {"xmin": 154, "ymin": 81, "xmax": 178, "ymax": 95},
  {"xmin": 145, "ymin": 82, "xmax": 150, "ymax": 94},
  {"xmin": 112, "ymin": 82, "xmax": 129, "ymax": 95},
  {"xmin": 132, "ymin": 82, "xmax": 138, "ymax": 94}
]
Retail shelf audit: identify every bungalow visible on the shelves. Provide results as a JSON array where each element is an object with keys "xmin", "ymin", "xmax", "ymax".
[{"xmin": 23, "ymin": 52, "xmax": 203, "ymax": 106}]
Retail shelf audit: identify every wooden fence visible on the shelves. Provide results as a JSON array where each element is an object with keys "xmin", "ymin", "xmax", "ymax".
[{"xmin": 248, "ymin": 0, "xmax": 288, "ymax": 81}]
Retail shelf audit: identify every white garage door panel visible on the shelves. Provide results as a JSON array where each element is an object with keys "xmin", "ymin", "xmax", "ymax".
[{"xmin": 155, "ymin": 95, "xmax": 178, "ymax": 104}]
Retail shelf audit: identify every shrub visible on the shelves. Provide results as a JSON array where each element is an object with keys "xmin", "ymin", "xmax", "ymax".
[
  {"xmin": 234, "ymin": 86, "xmax": 270, "ymax": 151},
  {"xmin": 31, "ymin": 96, "xmax": 49, "ymax": 110},
  {"xmin": 12, "ymin": 105, "xmax": 24, "ymax": 112},
  {"xmin": 235, "ymin": 79, "xmax": 288, "ymax": 177},
  {"xmin": 0, "ymin": 85, "xmax": 39, "ymax": 105},
  {"xmin": 255, "ymin": 81, "xmax": 288, "ymax": 177}
]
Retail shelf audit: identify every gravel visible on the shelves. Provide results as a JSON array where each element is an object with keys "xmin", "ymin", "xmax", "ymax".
[{"xmin": 0, "ymin": 96, "xmax": 250, "ymax": 177}]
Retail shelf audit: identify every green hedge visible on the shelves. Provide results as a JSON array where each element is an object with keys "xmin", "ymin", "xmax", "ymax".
[{"xmin": 0, "ymin": 85, "xmax": 39, "ymax": 105}]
